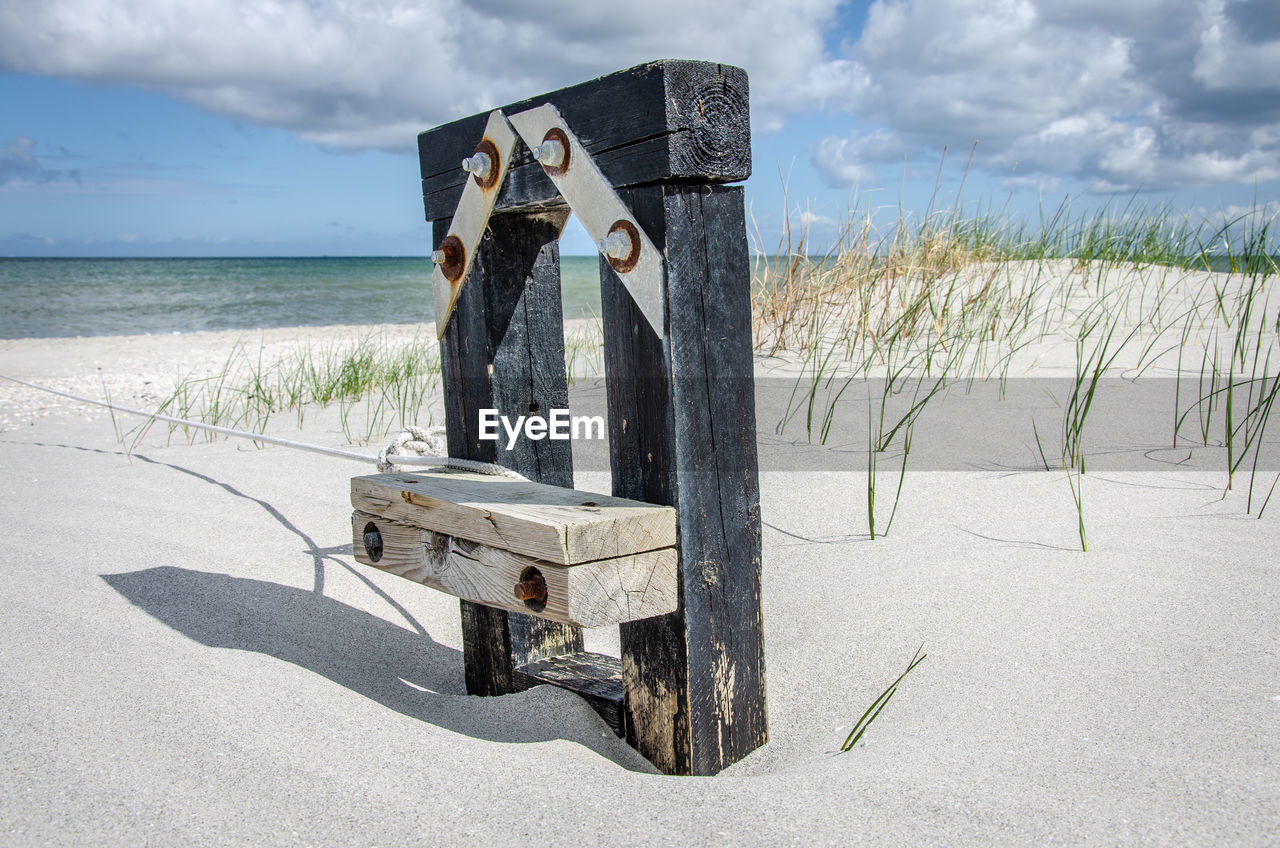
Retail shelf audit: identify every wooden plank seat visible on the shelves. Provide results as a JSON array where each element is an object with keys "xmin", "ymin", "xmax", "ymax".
[{"xmin": 351, "ymin": 469, "xmax": 678, "ymax": 628}]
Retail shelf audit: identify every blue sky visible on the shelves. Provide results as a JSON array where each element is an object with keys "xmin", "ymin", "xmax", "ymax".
[{"xmin": 1, "ymin": 0, "xmax": 1277, "ymax": 257}]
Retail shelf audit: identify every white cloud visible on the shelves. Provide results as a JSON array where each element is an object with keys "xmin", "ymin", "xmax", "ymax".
[
  {"xmin": 1213, "ymin": 201, "xmax": 1280, "ymax": 226},
  {"xmin": 1189, "ymin": 201, "xmax": 1280, "ymax": 252},
  {"xmin": 4, "ymin": 0, "xmax": 1277, "ymax": 194},
  {"xmin": 0, "ymin": 0, "xmax": 851, "ymax": 150},
  {"xmin": 1001, "ymin": 174, "xmax": 1061, "ymax": 194},
  {"xmin": 1194, "ymin": 0, "xmax": 1280, "ymax": 92},
  {"xmin": 811, "ymin": 130, "xmax": 907, "ymax": 187},
  {"xmin": 813, "ymin": 0, "xmax": 1280, "ymax": 192},
  {"xmin": 796, "ymin": 209, "xmax": 836, "ymax": 228}
]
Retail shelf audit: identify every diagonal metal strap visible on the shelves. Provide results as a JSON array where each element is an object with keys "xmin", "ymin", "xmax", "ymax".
[
  {"xmin": 431, "ymin": 110, "xmax": 519, "ymax": 339},
  {"xmin": 431, "ymin": 106, "xmax": 666, "ymax": 339},
  {"xmin": 508, "ymin": 104, "xmax": 666, "ymax": 338}
]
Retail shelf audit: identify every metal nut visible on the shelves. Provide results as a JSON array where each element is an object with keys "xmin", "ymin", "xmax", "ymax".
[
  {"xmin": 536, "ymin": 128, "xmax": 571, "ymax": 176},
  {"xmin": 461, "ymin": 151, "xmax": 492, "ymax": 180},
  {"xmin": 601, "ymin": 219, "xmax": 641, "ymax": 274},
  {"xmin": 463, "ymin": 138, "xmax": 501, "ymax": 189},
  {"xmin": 599, "ymin": 230, "xmax": 631, "ymax": 260},
  {"xmin": 532, "ymin": 138, "xmax": 566, "ymax": 169}
]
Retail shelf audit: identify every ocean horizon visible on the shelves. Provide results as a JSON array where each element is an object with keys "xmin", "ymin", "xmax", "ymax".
[
  {"xmin": 4, "ymin": 253, "xmax": 1251, "ymax": 340},
  {"xmin": 0, "ymin": 255, "xmax": 618, "ymax": 339}
]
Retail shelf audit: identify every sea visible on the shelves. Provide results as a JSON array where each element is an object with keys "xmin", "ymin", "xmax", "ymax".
[
  {"xmin": 0, "ymin": 256, "xmax": 612, "ymax": 339},
  {"xmin": 3, "ymin": 254, "xmax": 1253, "ymax": 340}
]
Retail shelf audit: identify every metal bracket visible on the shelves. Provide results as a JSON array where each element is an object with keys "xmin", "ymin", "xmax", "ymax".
[
  {"xmin": 432, "ymin": 106, "xmax": 666, "ymax": 339},
  {"xmin": 431, "ymin": 110, "xmax": 519, "ymax": 339},
  {"xmin": 508, "ymin": 104, "xmax": 665, "ymax": 337}
]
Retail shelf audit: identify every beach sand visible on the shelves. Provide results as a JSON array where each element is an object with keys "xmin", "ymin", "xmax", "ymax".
[{"xmin": 2, "ymin": 263, "xmax": 1278, "ymax": 845}]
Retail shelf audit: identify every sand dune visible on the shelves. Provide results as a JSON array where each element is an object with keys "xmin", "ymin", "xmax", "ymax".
[{"xmin": 2, "ymin": 263, "xmax": 1278, "ymax": 845}]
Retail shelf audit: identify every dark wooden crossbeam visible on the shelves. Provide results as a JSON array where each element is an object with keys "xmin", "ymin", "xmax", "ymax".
[{"xmin": 417, "ymin": 60, "xmax": 750, "ymax": 221}]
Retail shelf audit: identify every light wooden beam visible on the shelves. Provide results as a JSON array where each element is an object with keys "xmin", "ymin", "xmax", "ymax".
[
  {"xmin": 351, "ymin": 469, "xmax": 678, "ymax": 566},
  {"xmin": 352, "ymin": 511, "xmax": 678, "ymax": 629}
]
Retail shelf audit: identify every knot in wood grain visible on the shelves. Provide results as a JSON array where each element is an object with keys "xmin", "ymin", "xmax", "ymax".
[{"xmin": 699, "ymin": 561, "xmax": 719, "ymax": 588}]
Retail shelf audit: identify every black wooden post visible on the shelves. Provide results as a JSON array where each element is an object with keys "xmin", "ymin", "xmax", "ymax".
[
  {"xmin": 435, "ymin": 211, "xmax": 583, "ymax": 695},
  {"xmin": 602, "ymin": 184, "xmax": 766, "ymax": 774},
  {"xmin": 417, "ymin": 60, "xmax": 765, "ymax": 775}
]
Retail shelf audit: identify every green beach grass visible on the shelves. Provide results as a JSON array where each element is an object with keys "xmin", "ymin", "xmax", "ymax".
[
  {"xmin": 751, "ymin": 194, "xmax": 1277, "ymax": 542},
  {"xmin": 138, "ymin": 198, "xmax": 1279, "ymax": 544}
]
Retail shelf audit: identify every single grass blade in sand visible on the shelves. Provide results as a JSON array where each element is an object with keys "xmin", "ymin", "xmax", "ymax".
[{"xmin": 841, "ymin": 644, "xmax": 927, "ymax": 752}]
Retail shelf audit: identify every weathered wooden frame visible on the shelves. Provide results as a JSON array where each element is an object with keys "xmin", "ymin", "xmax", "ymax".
[{"xmin": 414, "ymin": 59, "xmax": 766, "ymax": 776}]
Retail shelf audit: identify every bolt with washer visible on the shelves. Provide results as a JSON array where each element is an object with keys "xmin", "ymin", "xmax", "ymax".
[
  {"xmin": 599, "ymin": 229, "xmax": 632, "ymax": 260},
  {"xmin": 461, "ymin": 151, "xmax": 493, "ymax": 181},
  {"xmin": 531, "ymin": 138, "xmax": 566, "ymax": 169}
]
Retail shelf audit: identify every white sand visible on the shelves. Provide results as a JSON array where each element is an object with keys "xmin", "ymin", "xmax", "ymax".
[
  {"xmin": 0, "ymin": 323, "xmax": 440, "ymax": 429},
  {"xmin": 2, "ymin": 264, "xmax": 1278, "ymax": 845}
]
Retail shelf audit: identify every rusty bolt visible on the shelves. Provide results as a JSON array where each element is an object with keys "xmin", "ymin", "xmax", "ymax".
[
  {"xmin": 601, "ymin": 219, "xmax": 641, "ymax": 274},
  {"xmin": 433, "ymin": 235, "xmax": 466, "ymax": 283},
  {"xmin": 513, "ymin": 572, "xmax": 547, "ymax": 605},
  {"xmin": 463, "ymin": 138, "xmax": 501, "ymax": 189},
  {"xmin": 599, "ymin": 230, "xmax": 631, "ymax": 260},
  {"xmin": 532, "ymin": 137, "xmax": 566, "ymax": 169},
  {"xmin": 537, "ymin": 128, "xmax": 571, "ymax": 176}
]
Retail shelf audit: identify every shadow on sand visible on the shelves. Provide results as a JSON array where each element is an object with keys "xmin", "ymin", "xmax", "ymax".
[
  {"xmin": 101, "ymin": 566, "xmax": 655, "ymax": 771},
  {"xmin": 5, "ymin": 435, "xmax": 660, "ymax": 772}
]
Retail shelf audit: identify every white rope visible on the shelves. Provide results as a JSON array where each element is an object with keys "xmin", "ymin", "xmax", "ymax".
[
  {"xmin": 377, "ymin": 423, "xmax": 447, "ymax": 472},
  {"xmin": 0, "ymin": 373, "xmax": 527, "ymax": 480},
  {"xmin": 373, "ymin": 423, "xmax": 524, "ymax": 478}
]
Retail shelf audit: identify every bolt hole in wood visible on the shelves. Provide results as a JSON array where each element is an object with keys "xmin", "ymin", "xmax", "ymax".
[
  {"xmin": 361, "ymin": 522, "xmax": 384, "ymax": 563},
  {"xmin": 514, "ymin": 566, "xmax": 548, "ymax": 611}
]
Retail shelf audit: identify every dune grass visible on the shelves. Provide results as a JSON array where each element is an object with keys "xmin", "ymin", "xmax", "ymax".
[
  {"xmin": 840, "ymin": 644, "xmax": 928, "ymax": 752},
  {"xmin": 753, "ymin": 190, "xmax": 1278, "ymax": 539},
  {"xmin": 140, "ymin": 332, "xmax": 443, "ymax": 448},
  {"xmin": 142, "ymin": 189, "xmax": 1279, "ymax": 541},
  {"xmin": 141, "ymin": 316, "xmax": 606, "ymax": 450}
]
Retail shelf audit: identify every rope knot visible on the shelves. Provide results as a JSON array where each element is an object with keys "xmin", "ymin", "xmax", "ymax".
[{"xmin": 377, "ymin": 424, "xmax": 447, "ymax": 473}]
